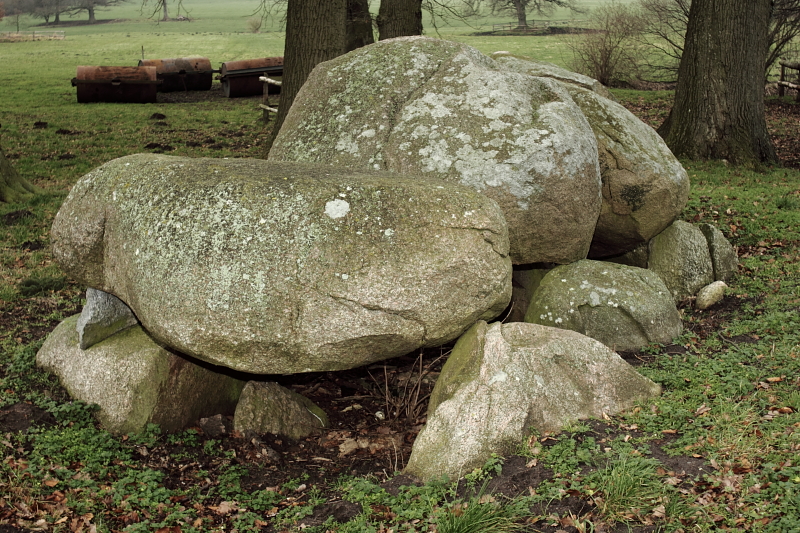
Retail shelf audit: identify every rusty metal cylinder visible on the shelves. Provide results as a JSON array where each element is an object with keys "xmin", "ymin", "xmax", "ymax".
[
  {"xmin": 138, "ymin": 56, "xmax": 213, "ymax": 92},
  {"xmin": 220, "ymin": 57, "xmax": 283, "ymax": 98},
  {"xmin": 72, "ymin": 66, "xmax": 159, "ymax": 103}
]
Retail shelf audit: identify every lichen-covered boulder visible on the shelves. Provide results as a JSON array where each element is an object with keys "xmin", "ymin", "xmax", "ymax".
[
  {"xmin": 648, "ymin": 221, "xmax": 714, "ymax": 302},
  {"xmin": 404, "ymin": 321, "xmax": 661, "ymax": 481},
  {"xmin": 269, "ymin": 36, "xmax": 602, "ymax": 265},
  {"xmin": 37, "ymin": 315, "xmax": 244, "ymax": 435},
  {"xmin": 492, "ymin": 54, "xmax": 689, "ymax": 258},
  {"xmin": 234, "ymin": 381, "xmax": 328, "ymax": 440},
  {"xmin": 51, "ymin": 154, "xmax": 511, "ymax": 374},
  {"xmin": 523, "ymin": 260, "xmax": 682, "ymax": 351}
]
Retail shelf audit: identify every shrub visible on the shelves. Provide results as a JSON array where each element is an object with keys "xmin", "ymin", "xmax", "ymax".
[
  {"xmin": 246, "ymin": 16, "xmax": 262, "ymax": 33},
  {"xmin": 568, "ymin": 1, "xmax": 646, "ymax": 87}
]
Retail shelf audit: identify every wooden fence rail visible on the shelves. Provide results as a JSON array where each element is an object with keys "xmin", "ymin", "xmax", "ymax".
[
  {"xmin": 0, "ymin": 31, "xmax": 65, "ymax": 41},
  {"xmin": 491, "ymin": 19, "xmax": 584, "ymax": 32}
]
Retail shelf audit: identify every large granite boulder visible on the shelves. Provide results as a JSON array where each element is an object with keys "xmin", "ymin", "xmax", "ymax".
[
  {"xmin": 524, "ymin": 260, "xmax": 682, "ymax": 351},
  {"xmin": 404, "ymin": 321, "xmax": 661, "ymax": 481},
  {"xmin": 37, "ymin": 315, "xmax": 244, "ymax": 435},
  {"xmin": 492, "ymin": 54, "xmax": 690, "ymax": 258},
  {"xmin": 269, "ymin": 36, "xmax": 602, "ymax": 265},
  {"xmin": 51, "ymin": 154, "xmax": 511, "ymax": 374}
]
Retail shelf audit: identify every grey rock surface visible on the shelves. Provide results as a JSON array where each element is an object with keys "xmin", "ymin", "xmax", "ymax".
[
  {"xmin": 404, "ymin": 321, "xmax": 661, "ymax": 481},
  {"xmin": 524, "ymin": 260, "xmax": 682, "ymax": 351},
  {"xmin": 492, "ymin": 55, "xmax": 689, "ymax": 258},
  {"xmin": 269, "ymin": 36, "xmax": 602, "ymax": 265},
  {"xmin": 699, "ymin": 223, "xmax": 738, "ymax": 281},
  {"xmin": 696, "ymin": 281, "xmax": 727, "ymax": 310},
  {"xmin": 491, "ymin": 53, "xmax": 613, "ymax": 98},
  {"xmin": 234, "ymin": 381, "xmax": 329, "ymax": 440},
  {"xmin": 77, "ymin": 287, "xmax": 139, "ymax": 350},
  {"xmin": 565, "ymin": 85, "xmax": 689, "ymax": 258},
  {"xmin": 648, "ymin": 221, "xmax": 714, "ymax": 302},
  {"xmin": 37, "ymin": 315, "xmax": 244, "ymax": 435},
  {"xmin": 51, "ymin": 154, "xmax": 511, "ymax": 374}
]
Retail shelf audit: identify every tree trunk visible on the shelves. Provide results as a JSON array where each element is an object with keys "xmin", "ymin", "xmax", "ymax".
[
  {"xmin": 266, "ymin": 0, "xmax": 346, "ymax": 152},
  {"xmin": 162, "ymin": 2, "xmax": 168, "ymax": 21},
  {"xmin": 346, "ymin": 0, "xmax": 374, "ymax": 52},
  {"xmin": 658, "ymin": 0, "xmax": 778, "ymax": 166},
  {"xmin": 513, "ymin": 0, "xmax": 528, "ymax": 29},
  {"xmin": 55, "ymin": 12, "xmax": 61, "ymax": 24},
  {"xmin": 377, "ymin": 0, "xmax": 422, "ymax": 40},
  {"xmin": 88, "ymin": 6, "xmax": 96, "ymax": 23},
  {"xmin": 1, "ymin": 145, "xmax": 38, "ymax": 204}
]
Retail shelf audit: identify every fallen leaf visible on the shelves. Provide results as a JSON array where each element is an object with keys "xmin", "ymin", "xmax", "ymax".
[
  {"xmin": 210, "ymin": 501, "xmax": 238, "ymax": 515},
  {"xmin": 766, "ymin": 377, "xmax": 784, "ymax": 383}
]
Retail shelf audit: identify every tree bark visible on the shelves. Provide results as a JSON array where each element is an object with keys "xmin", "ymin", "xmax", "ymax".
[
  {"xmin": 1, "ymin": 145, "xmax": 38, "ymax": 204},
  {"xmin": 346, "ymin": 0, "xmax": 374, "ymax": 52},
  {"xmin": 266, "ymin": 0, "xmax": 346, "ymax": 152},
  {"xmin": 658, "ymin": 0, "xmax": 778, "ymax": 166},
  {"xmin": 162, "ymin": 2, "xmax": 168, "ymax": 21},
  {"xmin": 87, "ymin": 5, "xmax": 96, "ymax": 23},
  {"xmin": 377, "ymin": 0, "xmax": 422, "ymax": 40}
]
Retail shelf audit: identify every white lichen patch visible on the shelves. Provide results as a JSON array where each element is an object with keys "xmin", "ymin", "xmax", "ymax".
[{"xmin": 325, "ymin": 199, "xmax": 351, "ymax": 219}]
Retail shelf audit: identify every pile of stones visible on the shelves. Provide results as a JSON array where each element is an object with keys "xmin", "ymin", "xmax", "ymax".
[{"xmin": 38, "ymin": 37, "xmax": 736, "ymax": 480}]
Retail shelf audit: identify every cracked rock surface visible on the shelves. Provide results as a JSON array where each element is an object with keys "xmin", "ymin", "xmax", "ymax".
[{"xmin": 51, "ymin": 154, "xmax": 511, "ymax": 374}]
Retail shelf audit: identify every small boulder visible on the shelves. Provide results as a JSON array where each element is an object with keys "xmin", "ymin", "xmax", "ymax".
[
  {"xmin": 699, "ymin": 223, "xmax": 738, "ymax": 281},
  {"xmin": 648, "ymin": 221, "xmax": 714, "ymax": 302},
  {"xmin": 404, "ymin": 321, "xmax": 661, "ymax": 481},
  {"xmin": 524, "ymin": 260, "xmax": 682, "ymax": 351},
  {"xmin": 269, "ymin": 36, "xmax": 602, "ymax": 265},
  {"xmin": 51, "ymin": 154, "xmax": 511, "ymax": 374},
  {"xmin": 695, "ymin": 281, "xmax": 727, "ymax": 310},
  {"xmin": 234, "ymin": 381, "xmax": 328, "ymax": 440},
  {"xmin": 77, "ymin": 288, "xmax": 139, "ymax": 350},
  {"xmin": 37, "ymin": 315, "xmax": 244, "ymax": 435}
]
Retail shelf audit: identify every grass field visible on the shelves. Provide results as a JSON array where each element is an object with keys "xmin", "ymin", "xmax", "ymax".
[{"xmin": 2, "ymin": 2, "xmax": 800, "ymax": 532}]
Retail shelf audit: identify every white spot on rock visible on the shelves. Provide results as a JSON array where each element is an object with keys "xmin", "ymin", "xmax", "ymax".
[{"xmin": 325, "ymin": 199, "xmax": 350, "ymax": 219}]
